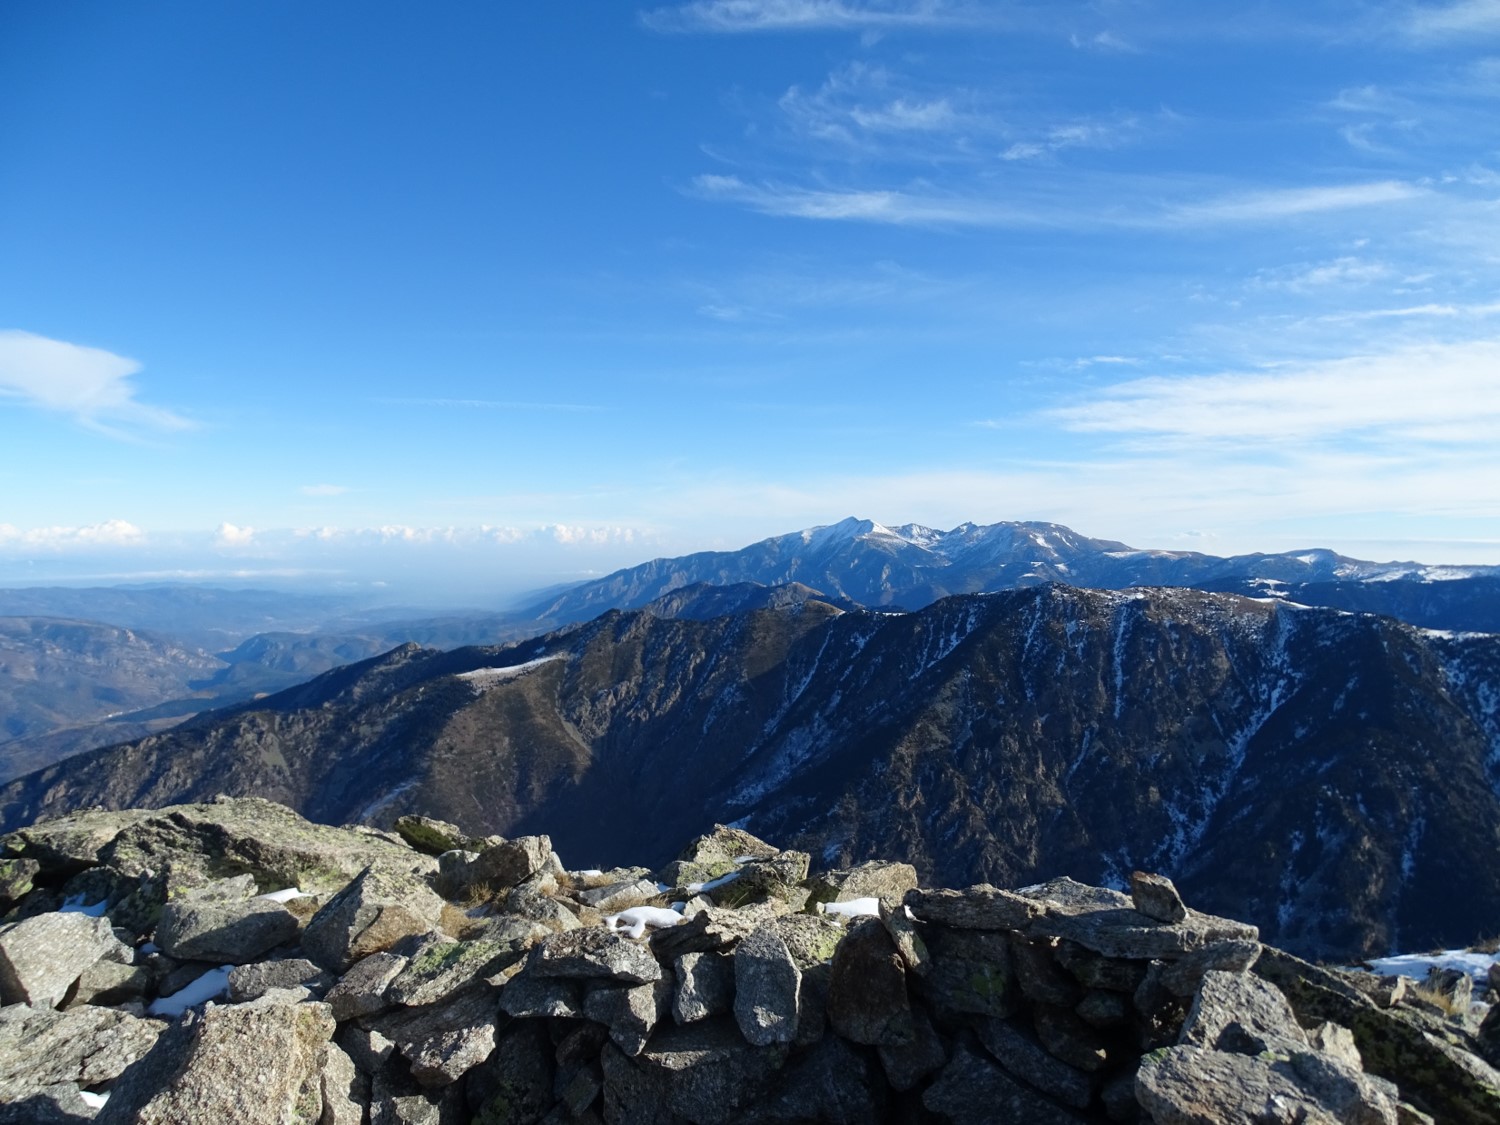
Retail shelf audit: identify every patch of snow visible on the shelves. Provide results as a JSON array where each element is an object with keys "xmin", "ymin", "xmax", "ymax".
[
  {"xmin": 59, "ymin": 895, "xmax": 108, "ymax": 917},
  {"xmin": 733, "ymin": 855, "xmax": 759, "ymax": 864},
  {"xmin": 1364, "ymin": 949, "xmax": 1500, "ymax": 984},
  {"xmin": 256, "ymin": 887, "xmax": 309, "ymax": 904},
  {"xmin": 456, "ymin": 654, "xmax": 566, "ymax": 690},
  {"xmin": 148, "ymin": 965, "xmax": 233, "ymax": 1018},
  {"xmin": 685, "ymin": 871, "xmax": 742, "ymax": 894},
  {"xmin": 605, "ymin": 906, "xmax": 686, "ymax": 939},
  {"xmin": 575, "ymin": 869, "xmax": 603, "ymax": 878},
  {"xmin": 819, "ymin": 897, "xmax": 880, "ymax": 920},
  {"xmin": 78, "ymin": 1091, "xmax": 110, "ymax": 1109},
  {"xmin": 138, "ymin": 941, "xmax": 158, "ymax": 954}
]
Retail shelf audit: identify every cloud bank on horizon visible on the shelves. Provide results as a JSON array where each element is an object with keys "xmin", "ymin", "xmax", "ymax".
[{"xmin": 1, "ymin": 0, "xmax": 1498, "ymax": 593}]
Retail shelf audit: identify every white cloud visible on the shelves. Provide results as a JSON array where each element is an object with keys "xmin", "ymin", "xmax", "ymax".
[
  {"xmin": 1165, "ymin": 181, "xmax": 1426, "ymax": 225},
  {"xmin": 691, "ymin": 174, "xmax": 1428, "ymax": 230},
  {"xmin": 215, "ymin": 522, "xmax": 257, "ymax": 547},
  {"xmin": 642, "ymin": 0, "xmax": 968, "ymax": 34},
  {"xmin": 0, "ymin": 330, "xmax": 191, "ymax": 435},
  {"xmin": 1049, "ymin": 339, "xmax": 1500, "ymax": 447},
  {"xmin": 1251, "ymin": 256, "xmax": 1394, "ymax": 292},
  {"xmin": 1404, "ymin": 0, "xmax": 1500, "ymax": 38},
  {"xmin": 1001, "ymin": 116, "xmax": 1141, "ymax": 161},
  {"xmin": 300, "ymin": 483, "xmax": 350, "ymax": 496},
  {"xmin": 0, "ymin": 519, "xmax": 146, "ymax": 551}
]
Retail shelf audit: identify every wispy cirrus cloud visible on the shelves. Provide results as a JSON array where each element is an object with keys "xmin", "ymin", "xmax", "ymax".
[
  {"xmin": 690, "ymin": 173, "xmax": 1429, "ymax": 229},
  {"xmin": 1403, "ymin": 0, "xmax": 1500, "ymax": 39},
  {"xmin": 0, "ymin": 330, "xmax": 192, "ymax": 437},
  {"xmin": 641, "ymin": 0, "xmax": 972, "ymax": 34}
]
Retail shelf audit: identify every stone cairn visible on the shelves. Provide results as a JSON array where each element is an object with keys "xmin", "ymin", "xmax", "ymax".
[{"xmin": 2, "ymin": 797, "xmax": 1499, "ymax": 1124}]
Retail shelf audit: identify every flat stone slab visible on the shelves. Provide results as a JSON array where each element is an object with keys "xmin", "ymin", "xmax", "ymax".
[{"xmin": 0, "ymin": 911, "xmax": 131, "ymax": 1008}]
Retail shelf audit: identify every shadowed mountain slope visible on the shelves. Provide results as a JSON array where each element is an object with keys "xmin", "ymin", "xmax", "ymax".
[{"xmin": 2, "ymin": 586, "xmax": 1497, "ymax": 960}]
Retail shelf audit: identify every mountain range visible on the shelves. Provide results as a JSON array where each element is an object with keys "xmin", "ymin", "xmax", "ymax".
[{"xmin": 5, "ymin": 580, "xmax": 1497, "ymax": 962}]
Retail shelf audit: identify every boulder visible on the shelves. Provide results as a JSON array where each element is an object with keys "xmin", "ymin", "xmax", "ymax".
[
  {"xmin": 97, "ymin": 991, "xmax": 335, "ymax": 1125},
  {"xmin": 385, "ymin": 936, "xmax": 529, "ymax": 1008},
  {"xmin": 227, "ymin": 957, "xmax": 335, "ymax": 1003},
  {"xmin": 806, "ymin": 859, "xmax": 918, "ymax": 907},
  {"xmin": 0, "ymin": 911, "xmax": 132, "ymax": 1008},
  {"xmin": 497, "ymin": 970, "xmax": 585, "ymax": 1019},
  {"xmin": 1137, "ymin": 1044, "xmax": 1398, "ymax": 1125},
  {"xmin": 583, "ymin": 975, "xmax": 672, "ymax": 1057},
  {"xmin": 393, "ymin": 816, "xmax": 474, "ymax": 857},
  {"xmin": 1131, "ymin": 871, "xmax": 1188, "ymax": 924},
  {"xmin": 524, "ymin": 928, "xmax": 661, "ymax": 984},
  {"xmin": 878, "ymin": 898, "xmax": 931, "ymax": 976},
  {"xmin": 598, "ymin": 1017, "xmax": 787, "ymax": 1125},
  {"xmin": 155, "ymin": 896, "xmax": 299, "ymax": 964},
  {"xmin": 673, "ymin": 950, "xmax": 733, "ymax": 1025},
  {"xmin": 975, "ymin": 1016, "xmax": 1095, "ymax": 1109},
  {"xmin": 0, "ymin": 1004, "xmax": 160, "ymax": 1102},
  {"xmin": 317, "ymin": 1040, "xmax": 367, "ymax": 1125},
  {"xmin": 733, "ymin": 923, "xmax": 802, "ymax": 1047},
  {"xmin": 0, "ymin": 858, "xmax": 39, "ymax": 910},
  {"xmin": 1180, "ymin": 969, "xmax": 1308, "ymax": 1055},
  {"xmin": 876, "ymin": 1004, "xmax": 948, "ymax": 1092},
  {"xmin": 458, "ymin": 836, "xmax": 553, "ymax": 895},
  {"xmin": 827, "ymin": 917, "xmax": 913, "ymax": 1046},
  {"xmin": 464, "ymin": 1019, "xmax": 555, "ymax": 1125},
  {"xmin": 302, "ymin": 865, "xmax": 446, "ymax": 973},
  {"xmin": 1010, "ymin": 933, "xmax": 1084, "ymax": 1006},
  {"xmin": 578, "ymin": 878, "xmax": 659, "ymax": 914},
  {"xmin": 919, "ymin": 926, "xmax": 1021, "ymax": 1019},
  {"xmin": 379, "ymin": 985, "xmax": 500, "ymax": 1086},
  {"xmin": 324, "ymin": 951, "xmax": 408, "ymax": 1021},
  {"xmin": 65, "ymin": 958, "xmax": 152, "ymax": 1008},
  {"xmin": 923, "ymin": 1040, "xmax": 1088, "ymax": 1123},
  {"xmin": 905, "ymin": 884, "xmax": 1045, "ymax": 930}
]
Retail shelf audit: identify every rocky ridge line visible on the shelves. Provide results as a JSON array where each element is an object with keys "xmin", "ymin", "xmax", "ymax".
[{"xmin": 2, "ymin": 796, "xmax": 1498, "ymax": 1124}]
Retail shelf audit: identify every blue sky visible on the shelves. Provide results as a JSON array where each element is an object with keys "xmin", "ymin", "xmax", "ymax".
[{"xmin": 2, "ymin": 0, "xmax": 1499, "ymax": 600}]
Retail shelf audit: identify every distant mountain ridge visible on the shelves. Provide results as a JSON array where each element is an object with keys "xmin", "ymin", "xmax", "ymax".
[
  {"xmin": 517, "ymin": 516, "xmax": 1500, "ymax": 631},
  {"xmin": 6, "ymin": 583, "xmax": 1498, "ymax": 961}
]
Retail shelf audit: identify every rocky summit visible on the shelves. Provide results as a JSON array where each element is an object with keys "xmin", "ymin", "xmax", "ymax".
[
  {"xmin": 3, "ymin": 797, "xmax": 1500, "ymax": 1124},
  {"xmin": 5, "ymin": 585, "xmax": 1499, "ymax": 962}
]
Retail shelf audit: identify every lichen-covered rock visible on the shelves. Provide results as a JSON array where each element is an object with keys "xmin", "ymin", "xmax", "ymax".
[
  {"xmin": 385, "ymin": 936, "xmax": 528, "ymax": 1008},
  {"xmin": 806, "ymin": 860, "xmax": 918, "ymax": 907},
  {"xmin": 919, "ymin": 926, "xmax": 1021, "ymax": 1019},
  {"xmin": 0, "ymin": 911, "xmax": 131, "ymax": 1007},
  {"xmin": 827, "ymin": 917, "xmax": 913, "ymax": 1046},
  {"xmin": 393, "ymin": 816, "xmax": 474, "ymax": 857},
  {"xmin": 879, "ymin": 897, "xmax": 931, "ymax": 976},
  {"xmin": 96, "ymin": 991, "xmax": 335, "ymax": 1125},
  {"xmin": 0, "ymin": 857, "xmax": 39, "ymax": 910},
  {"xmin": 0, "ymin": 1004, "xmax": 160, "ymax": 1103},
  {"xmin": 733, "ymin": 924, "xmax": 801, "ymax": 1047},
  {"xmin": 325, "ymin": 950, "xmax": 408, "ymax": 1021},
  {"xmin": 65, "ymin": 957, "xmax": 152, "ymax": 1008},
  {"xmin": 155, "ymin": 895, "xmax": 299, "ymax": 964},
  {"xmin": 498, "ymin": 970, "xmax": 585, "ymax": 1019},
  {"xmin": 461, "ymin": 836, "xmax": 553, "ymax": 894},
  {"xmin": 464, "ymin": 1019, "xmax": 555, "ymax": 1125},
  {"xmin": 1010, "ymin": 933, "xmax": 1084, "ymax": 1006},
  {"xmin": 302, "ymin": 865, "xmax": 446, "ymax": 973},
  {"xmin": 524, "ymin": 927, "xmax": 661, "ymax": 984},
  {"xmin": 906, "ymin": 884, "xmax": 1045, "ymax": 930}
]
